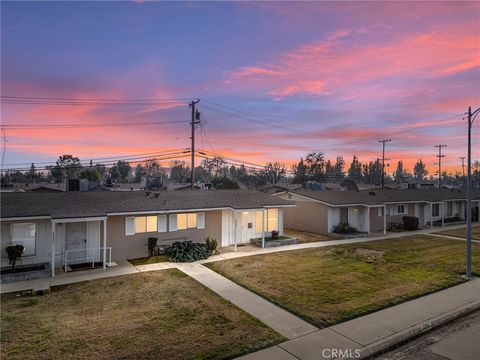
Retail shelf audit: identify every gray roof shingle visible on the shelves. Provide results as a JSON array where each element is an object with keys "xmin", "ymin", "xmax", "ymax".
[
  {"xmin": 289, "ymin": 188, "xmax": 480, "ymax": 206},
  {"xmin": 0, "ymin": 190, "xmax": 294, "ymax": 219}
]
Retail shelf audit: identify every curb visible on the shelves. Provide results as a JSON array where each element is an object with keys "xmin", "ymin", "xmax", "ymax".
[{"xmin": 360, "ymin": 300, "xmax": 480, "ymax": 359}]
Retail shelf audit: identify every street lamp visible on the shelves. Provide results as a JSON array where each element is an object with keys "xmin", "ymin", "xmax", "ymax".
[{"xmin": 466, "ymin": 106, "xmax": 479, "ymax": 278}]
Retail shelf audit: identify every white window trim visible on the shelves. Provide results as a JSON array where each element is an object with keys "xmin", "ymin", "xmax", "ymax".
[
  {"xmin": 158, "ymin": 215, "xmax": 167, "ymax": 233},
  {"xmin": 125, "ymin": 217, "xmax": 135, "ymax": 236},
  {"xmin": 10, "ymin": 223, "xmax": 36, "ymax": 257}
]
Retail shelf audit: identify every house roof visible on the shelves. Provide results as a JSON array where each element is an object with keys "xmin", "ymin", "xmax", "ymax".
[
  {"xmin": 0, "ymin": 190, "xmax": 294, "ymax": 219},
  {"xmin": 288, "ymin": 188, "xmax": 480, "ymax": 206}
]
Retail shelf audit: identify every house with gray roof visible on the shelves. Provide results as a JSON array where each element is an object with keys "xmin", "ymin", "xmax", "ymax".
[
  {"xmin": 274, "ymin": 189, "xmax": 480, "ymax": 235},
  {"xmin": 1, "ymin": 190, "xmax": 293, "ymax": 278}
]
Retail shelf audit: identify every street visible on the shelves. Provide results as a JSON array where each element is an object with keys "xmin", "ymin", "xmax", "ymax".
[{"xmin": 376, "ymin": 310, "xmax": 480, "ymax": 360}]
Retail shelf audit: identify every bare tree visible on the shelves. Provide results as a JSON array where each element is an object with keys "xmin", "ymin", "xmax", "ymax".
[{"xmin": 261, "ymin": 162, "xmax": 286, "ymax": 185}]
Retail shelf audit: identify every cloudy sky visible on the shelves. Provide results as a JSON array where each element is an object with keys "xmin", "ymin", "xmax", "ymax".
[{"xmin": 1, "ymin": 1, "xmax": 479, "ymax": 174}]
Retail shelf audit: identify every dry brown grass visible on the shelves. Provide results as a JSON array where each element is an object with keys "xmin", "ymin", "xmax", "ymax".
[
  {"xmin": 284, "ymin": 228, "xmax": 335, "ymax": 243},
  {"xmin": 434, "ymin": 225, "xmax": 480, "ymax": 240},
  {"xmin": 1, "ymin": 269, "xmax": 283, "ymax": 360},
  {"xmin": 207, "ymin": 235, "xmax": 480, "ymax": 327}
]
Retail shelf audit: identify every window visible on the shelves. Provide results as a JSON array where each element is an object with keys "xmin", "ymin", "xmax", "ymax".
[
  {"xmin": 397, "ymin": 205, "xmax": 406, "ymax": 215},
  {"xmin": 11, "ymin": 223, "xmax": 36, "ymax": 256},
  {"xmin": 432, "ymin": 204, "xmax": 440, "ymax": 217},
  {"xmin": 256, "ymin": 209, "xmax": 279, "ymax": 233},
  {"xmin": 378, "ymin": 207, "xmax": 384, "ymax": 217},
  {"xmin": 389, "ymin": 204, "xmax": 407, "ymax": 215},
  {"xmin": 176, "ymin": 213, "xmax": 198, "ymax": 231},
  {"xmin": 126, "ymin": 215, "xmax": 158, "ymax": 235}
]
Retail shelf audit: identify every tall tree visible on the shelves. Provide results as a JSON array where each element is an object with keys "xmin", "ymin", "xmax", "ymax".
[
  {"xmin": 27, "ymin": 163, "xmax": 36, "ymax": 181},
  {"xmin": 305, "ymin": 152, "xmax": 325, "ymax": 181},
  {"xmin": 170, "ymin": 160, "xmax": 190, "ymax": 183},
  {"xmin": 333, "ymin": 156, "xmax": 345, "ymax": 182},
  {"xmin": 144, "ymin": 159, "xmax": 165, "ymax": 178},
  {"xmin": 292, "ymin": 158, "xmax": 308, "ymax": 184},
  {"xmin": 393, "ymin": 160, "xmax": 406, "ymax": 183},
  {"xmin": 325, "ymin": 160, "xmax": 333, "ymax": 181},
  {"xmin": 134, "ymin": 164, "xmax": 145, "ymax": 182},
  {"xmin": 116, "ymin": 160, "xmax": 132, "ymax": 182},
  {"xmin": 55, "ymin": 154, "xmax": 81, "ymax": 179},
  {"xmin": 413, "ymin": 159, "xmax": 428, "ymax": 179},
  {"xmin": 348, "ymin": 155, "xmax": 362, "ymax": 180},
  {"xmin": 261, "ymin": 162, "xmax": 286, "ymax": 185}
]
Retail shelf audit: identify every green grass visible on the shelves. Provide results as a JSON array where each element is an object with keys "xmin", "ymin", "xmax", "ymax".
[
  {"xmin": 434, "ymin": 225, "xmax": 480, "ymax": 240},
  {"xmin": 128, "ymin": 255, "xmax": 170, "ymax": 265},
  {"xmin": 206, "ymin": 235, "xmax": 480, "ymax": 328},
  {"xmin": 1, "ymin": 269, "xmax": 284, "ymax": 360}
]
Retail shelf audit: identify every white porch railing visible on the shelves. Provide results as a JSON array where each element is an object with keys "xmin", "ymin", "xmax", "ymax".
[{"xmin": 64, "ymin": 247, "xmax": 112, "ymax": 272}]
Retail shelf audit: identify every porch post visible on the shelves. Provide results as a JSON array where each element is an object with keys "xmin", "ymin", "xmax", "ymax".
[
  {"xmin": 234, "ymin": 211, "xmax": 237, "ymax": 252},
  {"xmin": 261, "ymin": 208, "xmax": 265, "ymax": 248},
  {"xmin": 366, "ymin": 206, "xmax": 371, "ymax": 236},
  {"xmin": 430, "ymin": 203, "xmax": 433, "ymax": 229},
  {"xmin": 51, "ymin": 221, "xmax": 56, "ymax": 277},
  {"xmin": 441, "ymin": 202, "xmax": 445, "ymax": 228},
  {"xmin": 103, "ymin": 219, "xmax": 107, "ymax": 270},
  {"xmin": 383, "ymin": 205, "xmax": 387, "ymax": 235}
]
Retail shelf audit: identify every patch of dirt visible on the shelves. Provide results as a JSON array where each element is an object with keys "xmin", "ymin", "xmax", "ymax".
[{"xmin": 355, "ymin": 248, "xmax": 385, "ymax": 257}]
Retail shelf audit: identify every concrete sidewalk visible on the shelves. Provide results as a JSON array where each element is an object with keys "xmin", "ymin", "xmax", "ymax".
[
  {"xmin": 176, "ymin": 262, "xmax": 318, "ymax": 339},
  {"xmin": 238, "ymin": 278, "xmax": 480, "ymax": 360}
]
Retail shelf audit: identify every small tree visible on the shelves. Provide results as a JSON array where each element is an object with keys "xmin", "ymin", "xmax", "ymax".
[{"xmin": 5, "ymin": 245, "xmax": 24, "ymax": 272}]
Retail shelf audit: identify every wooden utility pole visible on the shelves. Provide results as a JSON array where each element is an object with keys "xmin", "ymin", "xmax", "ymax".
[
  {"xmin": 189, "ymin": 100, "xmax": 200, "ymax": 190},
  {"xmin": 379, "ymin": 139, "xmax": 391, "ymax": 189},
  {"xmin": 435, "ymin": 144, "xmax": 447, "ymax": 187}
]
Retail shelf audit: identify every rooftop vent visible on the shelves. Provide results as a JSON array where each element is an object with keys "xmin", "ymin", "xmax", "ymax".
[
  {"xmin": 145, "ymin": 191, "xmax": 151, "ymax": 196},
  {"xmin": 369, "ymin": 191, "xmax": 376, "ymax": 196},
  {"xmin": 153, "ymin": 193, "xmax": 160, "ymax": 198}
]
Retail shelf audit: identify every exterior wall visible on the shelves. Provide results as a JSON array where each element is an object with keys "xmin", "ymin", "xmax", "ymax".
[
  {"xmin": 106, "ymin": 210, "xmax": 222, "ymax": 260},
  {"xmin": 385, "ymin": 203, "xmax": 416, "ymax": 226},
  {"xmin": 370, "ymin": 207, "xmax": 385, "ymax": 232},
  {"xmin": 283, "ymin": 200, "xmax": 329, "ymax": 234},
  {"xmin": 1, "ymin": 219, "xmax": 52, "ymax": 268}
]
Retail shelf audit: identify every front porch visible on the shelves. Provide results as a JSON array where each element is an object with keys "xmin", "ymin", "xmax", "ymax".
[{"xmin": 50, "ymin": 216, "xmax": 111, "ymax": 277}]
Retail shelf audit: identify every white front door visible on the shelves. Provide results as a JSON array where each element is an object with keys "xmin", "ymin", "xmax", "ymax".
[
  {"xmin": 232, "ymin": 212, "xmax": 256, "ymax": 245},
  {"xmin": 65, "ymin": 222, "xmax": 87, "ymax": 264}
]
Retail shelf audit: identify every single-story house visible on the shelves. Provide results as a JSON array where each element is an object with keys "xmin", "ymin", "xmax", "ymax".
[
  {"xmin": 1, "ymin": 190, "xmax": 294, "ymax": 277},
  {"xmin": 274, "ymin": 189, "xmax": 480, "ymax": 235}
]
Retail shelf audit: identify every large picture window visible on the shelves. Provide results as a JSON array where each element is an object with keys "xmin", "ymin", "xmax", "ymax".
[
  {"xmin": 11, "ymin": 223, "xmax": 36, "ymax": 256},
  {"xmin": 256, "ymin": 209, "xmax": 279, "ymax": 233}
]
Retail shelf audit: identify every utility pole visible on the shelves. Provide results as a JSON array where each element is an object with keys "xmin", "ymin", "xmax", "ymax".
[
  {"xmin": 435, "ymin": 144, "xmax": 447, "ymax": 188},
  {"xmin": 379, "ymin": 139, "xmax": 391, "ymax": 189},
  {"xmin": 466, "ymin": 106, "xmax": 479, "ymax": 278},
  {"xmin": 189, "ymin": 99, "xmax": 200, "ymax": 190}
]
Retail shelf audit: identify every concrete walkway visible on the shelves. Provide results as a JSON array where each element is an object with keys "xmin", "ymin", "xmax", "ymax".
[
  {"xmin": 237, "ymin": 278, "xmax": 480, "ymax": 360},
  {"xmin": 176, "ymin": 262, "xmax": 318, "ymax": 339}
]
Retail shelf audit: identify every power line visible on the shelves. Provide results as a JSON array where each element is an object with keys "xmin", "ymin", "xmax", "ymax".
[
  {"xmin": 2, "ymin": 148, "xmax": 190, "ymax": 167},
  {"xmin": 1, "ymin": 120, "xmax": 188, "ymax": 129},
  {"xmin": 1, "ymin": 95, "xmax": 193, "ymax": 102}
]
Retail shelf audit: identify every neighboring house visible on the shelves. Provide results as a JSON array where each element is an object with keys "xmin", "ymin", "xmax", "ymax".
[
  {"xmin": 274, "ymin": 189, "xmax": 480, "ymax": 235},
  {"xmin": 0, "ymin": 190, "xmax": 293, "ymax": 277}
]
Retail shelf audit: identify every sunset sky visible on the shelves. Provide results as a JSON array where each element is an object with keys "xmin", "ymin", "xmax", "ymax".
[{"xmin": 1, "ymin": 1, "xmax": 479, "ymax": 174}]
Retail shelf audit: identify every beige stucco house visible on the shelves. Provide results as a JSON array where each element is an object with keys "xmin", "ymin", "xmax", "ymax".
[
  {"xmin": 274, "ymin": 189, "xmax": 480, "ymax": 235},
  {"xmin": 1, "ymin": 190, "xmax": 293, "ymax": 277}
]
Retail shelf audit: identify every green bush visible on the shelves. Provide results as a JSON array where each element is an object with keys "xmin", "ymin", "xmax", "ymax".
[
  {"xmin": 402, "ymin": 216, "xmax": 419, "ymax": 231},
  {"xmin": 332, "ymin": 223, "xmax": 357, "ymax": 234},
  {"xmin": 205, "ymin": 236, "xmax": 219, "ymax": 255},
  {"xmin": 166, "ymin": 241, "xmax": 210, "ymax": 262},
  {"xmin": 5, "ymin": 244, "xmax": 24, "ymax": 272}
]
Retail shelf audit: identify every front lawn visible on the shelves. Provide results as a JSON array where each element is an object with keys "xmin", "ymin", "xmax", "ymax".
[
  {"xmin": 1, "ymin": 270, "xmax": 284, "ymax": 360},
  {"xmin": 206, "ymin": 235, "xmax": 480, "ymax": 327},
  {"xmin": 434, "ymin": 225, "xmax": 480, "ymax": 240}
]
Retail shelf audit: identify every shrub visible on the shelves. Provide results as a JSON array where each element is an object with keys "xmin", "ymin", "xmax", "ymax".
[
  {"xmin": 333, "ymin": 223, "xmax": 357, "ymax": 234},
  {"xmin": 402, "ymin": 216, "xmax": 419, "ymax": 231},
  {"xmin": 388, "ymin": 222, "xmax": 404, "ymax": 232},
  {"xmin": 166, "ymin": 241, "xmax": 210, "ymax": 262},
  {"xmin": 147, "ymin": 237, "xmax": 158, "ymax": 257},
  {"xmin": 5, "ymin": 245, "xmax": 24, "ymax": 272},
  {"xmin": 204, "ymin": 236, "xmax": 219, "ymax": 255},
  {"xmin": 271, "ymin": 230, "xmax": 279, "ymax": 239}
]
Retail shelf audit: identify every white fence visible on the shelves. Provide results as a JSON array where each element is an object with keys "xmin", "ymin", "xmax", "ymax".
[{"xmin": 64, "ymin": 247, "xmax": 112, "ymax": 272}]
